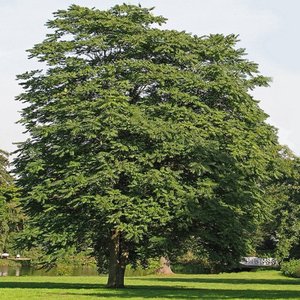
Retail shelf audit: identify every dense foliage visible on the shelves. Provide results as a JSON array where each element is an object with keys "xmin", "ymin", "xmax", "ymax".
[
  {"xmin": 281, "ymin": 259, "xmax": 300, "ymax": 278},
  {"xmin": 244, "ymin": 143, "xmax": 300, "ymax": 262},
  {"xmin": 0, "ymin": 149, "xmax": 12, "ymax": 186},
  {"xmin": 0, "ymin": 150, "xmax": 22, "ymax": 253},
  {"xmin": 15, "ymin": 4, "xmax": 280, "ymax": 287},
  {"xmin": 272, "ymin": 151, "xmax": 300, "ymax": 260}
]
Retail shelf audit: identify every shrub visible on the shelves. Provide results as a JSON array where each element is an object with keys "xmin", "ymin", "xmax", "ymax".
[
  {"xmin": 281, "ymin": 260, "xmax": 300, "ymax": 278},
  {"xmin": 55, "ymin": 264, "xmax": 73, "ymax": 276}
]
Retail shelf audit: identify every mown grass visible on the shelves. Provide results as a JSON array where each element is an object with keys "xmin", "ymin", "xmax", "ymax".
[{"xmin": 1, "ymin": 270, "xmax": 300, "ymax": 299}]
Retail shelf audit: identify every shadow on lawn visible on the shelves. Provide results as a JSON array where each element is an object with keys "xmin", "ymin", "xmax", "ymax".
[
  {"xmin": 75, "ymin": 289, "xmax": 300, "ymax": 299},
  {"xmin": 138, "ymin": 276, "xmax": 300, "ymax": 286},
  {"xmin": 0, "ymin": 282, "xmax": 102, "ymax": 289},
  {"xmin": 1, "ymin": 280, "xmax": 300, "ymax": 299}
]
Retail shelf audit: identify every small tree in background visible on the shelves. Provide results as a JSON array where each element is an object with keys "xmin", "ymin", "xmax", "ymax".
[
  {"xmin": 0, "ymin": 149, "xmax": 12, "ymax": 186},
  {"xmin": 267, "ymin": 148, "xmax": 300, "ymax": 261},
  {"xmin": 0, "ymin": 150, "xmax": 22, "ymax": 253},
  {"xmin": 15, "ymin": 4, "xmax": 280, "ymax": 287}
]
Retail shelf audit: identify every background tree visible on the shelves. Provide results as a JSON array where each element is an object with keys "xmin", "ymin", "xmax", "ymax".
[
  {"xmin": 0, "ymin": 150, "xmax": 22, "ymax": 253},
  {"xmin": 235, "ymin": 145, "xmax": 294, "ymax": 259},
  {"xmin": 0, "ymin": 149, "xmax": 12, "ymax": 186},
  {"xmin": 15, "ymin": 4, "xmax": 280, "ymax": 287},
  {"xmin": 266, "ymin": 147, "xmax": 300, "ymax": 261},
  {"xmin": 241, "ymin": 144, "xmax": 300, "ymax": 262}
]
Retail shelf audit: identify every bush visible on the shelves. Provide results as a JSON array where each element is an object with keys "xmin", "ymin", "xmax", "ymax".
[
  {"xmin": 172, "ymin": 262, "xmax": 214, "ymax": 274},
  {"xmin": 174, "ymin": 250, "xmax": 224, "ymax": 274},
  {"xmin": 125, "ymin": 258, "xmax": 161, "ymax": 276},
  {"xmin": 0, "ymin": 259, "xmax": 21, "ymax": 267},
  {"xmin": 281, "ymin": 260, "xmax": 300, "ymax": 278},
  {"xmin": 55, "ymin": 264, "xmax": 74, "ymax": 276}
]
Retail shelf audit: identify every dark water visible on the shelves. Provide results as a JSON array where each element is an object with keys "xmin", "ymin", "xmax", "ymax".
[
  {"xmin": 0, "ymin": 265, "xmax": 98, "ymax": 276},
  {"xmin": 0, "ymin": 265, "xmax": 152, "ymax": 277}
]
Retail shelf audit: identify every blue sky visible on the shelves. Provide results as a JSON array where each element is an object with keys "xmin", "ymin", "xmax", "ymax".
[{"xmin": 1, "ymin": 0, "xmax": 300, "ymax": 154}]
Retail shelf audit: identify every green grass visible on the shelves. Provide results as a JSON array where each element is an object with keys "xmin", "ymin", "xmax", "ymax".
[{"xmin": 1, "ymin": 270, "xmax": 300, "ymax": 299}]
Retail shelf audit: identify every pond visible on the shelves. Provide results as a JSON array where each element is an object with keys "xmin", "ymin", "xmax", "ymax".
[
  {"xmin": 0, "ymin": 265, "xmax": 99, "ymax": 277},
  {"xmin": 0, "ymin": 264, "xmax": 152, "ymax": 277}
]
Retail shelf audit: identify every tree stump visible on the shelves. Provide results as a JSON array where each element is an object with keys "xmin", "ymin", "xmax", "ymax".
[{"xmin": 156, "ymin": 256, "xmax": 174, "ymax": 275}]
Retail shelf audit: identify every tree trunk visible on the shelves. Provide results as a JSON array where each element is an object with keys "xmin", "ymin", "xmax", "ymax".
[
  {"xmin": 106, "ymin": 230, "xmax": 128, "ymax": 288},
  {"xmin": 156, "ymin": 256, "xmax": 174, "ymax": 275}
]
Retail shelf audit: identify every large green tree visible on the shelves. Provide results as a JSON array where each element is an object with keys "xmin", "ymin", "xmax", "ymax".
[{"xmin": 15, "ymin": 4, "xmax": 279, "ymax": 287}]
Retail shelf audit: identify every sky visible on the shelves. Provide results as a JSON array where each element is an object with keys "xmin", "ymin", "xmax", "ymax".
[{"xmin": 1, "ymin": 0, "xmax": 300, "ymax": 154}]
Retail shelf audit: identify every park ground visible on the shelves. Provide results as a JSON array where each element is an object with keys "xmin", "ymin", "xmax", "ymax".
[{"xmin": 0, "ymin": 270, "xmax": 300, "ymax": 300}]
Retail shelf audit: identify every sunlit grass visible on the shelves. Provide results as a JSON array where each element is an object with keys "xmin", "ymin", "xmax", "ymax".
[{"xmin": 1, "ymin": 270, "xmax": 300, "ymax": 299}]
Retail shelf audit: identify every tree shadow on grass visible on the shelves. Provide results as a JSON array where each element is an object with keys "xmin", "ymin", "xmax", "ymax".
[
  {"xmin": 0, "ymin": 282, "xmax": 102, "ymax": 289},
  {"xmin": 69, "ymin": 287, "xmax": 300, "ymax": 299},
  {"xmin": 138, "ymin": 277, "xmax": 300, "ymax": 286},
  {"xmin": 1, "ymin": 281, "xmax": 300, "ymax": 299}
]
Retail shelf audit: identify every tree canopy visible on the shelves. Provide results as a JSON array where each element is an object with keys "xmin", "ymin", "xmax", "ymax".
[{"xmin": 15, "ymin": 4, "xmax": 280, "ymax": 287}]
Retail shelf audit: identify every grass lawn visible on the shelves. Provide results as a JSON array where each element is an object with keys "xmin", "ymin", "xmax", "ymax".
[{"xmin": 1, "ymin": 270, "xmax": 300, "ymax": 300}]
